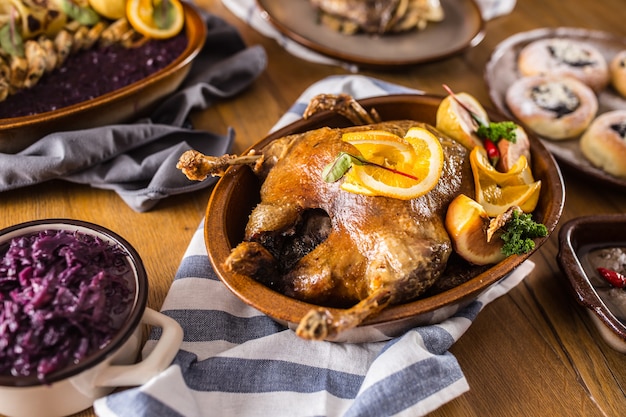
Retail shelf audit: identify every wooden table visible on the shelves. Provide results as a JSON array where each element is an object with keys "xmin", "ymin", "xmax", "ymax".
[{"xmin": 2, "ymin": 0, "xmax": 626, "ymax": 416}]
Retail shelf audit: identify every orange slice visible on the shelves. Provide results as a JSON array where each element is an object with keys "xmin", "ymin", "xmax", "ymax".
[
  {"xmin": 470, "ymin": 146, "xmax": 535, "ymax": 187},
  {"xmin": 341, "ymin": 130, "xmax": 407, "ymax": 143},
  {"xmin": 89, "ymin": 0, "xmax": 126, "ymax": 19},
  {"xmin": 470, "ymin": 146, "xmax": 541, "ymax": 216},
  {"xmin": 445, "ymin": 194, "xmax": 507, "ymax": 265},
  {"xmin": 477, "ymin": 181, "xmax": 541, "ymax": 217},
  {"xmin": 341, "ymin": 138, "xmax": 416, "ymax": 197},
  {"xmin": 126, "ymin": 0, "xmax": 184, "ymax": 39},
  {"xmin": 340, "ymin": 127, "xmax": 444, "ymax": 200},
  {"xmin": 343, "ymin": 130, "xmax": 416, "ymax": 167}
]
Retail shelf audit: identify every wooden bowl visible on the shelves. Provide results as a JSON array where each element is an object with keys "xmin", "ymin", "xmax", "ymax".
[
  {"xmin": 558, "ymin": 214, "xmax": 626, "ymax": 353},
  {"xmin": 0, "ymin": 3, "xmax": 205, "ymax": 154},
  {"xmin": 205, "ymin": 94, "xmax": 565, "ymax": 342}
]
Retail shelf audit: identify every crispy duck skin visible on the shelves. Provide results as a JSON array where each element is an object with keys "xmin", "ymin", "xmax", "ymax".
[{"xmin": 221, "ymin": 120, "xmax": 472, "ymax": 340}]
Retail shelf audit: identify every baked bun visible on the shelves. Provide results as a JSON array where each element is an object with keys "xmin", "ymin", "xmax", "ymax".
[
  {"xmin": 506, "ymin": 75, "xmax": 598, "ymax": 140},
  {"xmin": 610, "ymin": 50, "xmax": 626, "ymax": 98},
  {"xmin": 580, "ymin": 110, "xmax": 626, "ymax": 178},
  {"xmin": 518, "ymin": 38, "xmax": 609, "ymax": 92}
]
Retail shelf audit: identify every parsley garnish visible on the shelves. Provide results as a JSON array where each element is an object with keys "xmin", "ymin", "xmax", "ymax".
[
  {"xmin": 476, "ymin": 121, "xmax": 518, "ymax": 144},
  {"xmin": 500, "ymin": 211, "xmax": 548, "ymax": 256}
]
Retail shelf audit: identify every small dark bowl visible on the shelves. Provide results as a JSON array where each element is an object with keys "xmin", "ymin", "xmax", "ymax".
[
  {"xmin": 558, "ymin": 214, "xmax": 626, "ymax": 353},
  {"xmin": 0, "ymin": 2, "xmax": 206, "ymax": 153},
  {"xmin": 206, "ymin": 94, "xmax": 565, "ymax": 342}
]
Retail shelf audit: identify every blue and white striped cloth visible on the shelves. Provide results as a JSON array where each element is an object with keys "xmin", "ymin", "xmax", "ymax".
[
  {"xmin": 222, "ymin": 0, "xmax": 517, "ymax": 70},
  {"xmin": 94, "ymin": 75, "xmax": 534, "ymax": 417}
]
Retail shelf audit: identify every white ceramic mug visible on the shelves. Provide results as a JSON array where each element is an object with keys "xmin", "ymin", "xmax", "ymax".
[{"xmin": 0, "ymin": 307, "xmax": 183, "ymax": 417}]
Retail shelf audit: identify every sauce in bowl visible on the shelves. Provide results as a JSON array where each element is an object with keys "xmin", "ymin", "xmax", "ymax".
[{"xmin": 583, "ymin": 246, "xmax": 626, "ymax": 322}]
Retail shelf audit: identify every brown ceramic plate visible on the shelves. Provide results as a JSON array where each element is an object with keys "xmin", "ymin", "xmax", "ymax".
[
  {"xmin": 485, "ymin": 27, "xmax": 626, "ymax": 190},
  {"xmin": 558, "ymin": 214, "xmax": 626, "ymax": 353},
  {"xmin": 205, "ymin": 94, "xmax": 565, "ymax": 342},
  {"xmin": 256, "ymin": 0, "xmax": 485, "ymax": 68},
  {"xmin": 0, "ymin": 3, "xmax": 206, "ymax": 154}
]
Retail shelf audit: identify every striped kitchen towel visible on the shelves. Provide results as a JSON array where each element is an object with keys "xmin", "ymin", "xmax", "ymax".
[
  {"xmin": 94, "ymin": 75, "xmax": 534, "ymax": 417},
  {"xmin": 221, "ymin": 0, "xmax": 517, "ymax": 69}
]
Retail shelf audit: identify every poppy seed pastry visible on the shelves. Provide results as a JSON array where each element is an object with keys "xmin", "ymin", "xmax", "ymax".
[
  {"xmin": 580, "ymin": 110, "xmax": 626, "ymax": 179},
  {"xmin": 518, "ymin": 38, "xmax": 609, "ymax": 92},
  {"xmin": 505, "ymin": 75, "xmax": 598, "ymax": 140},
  {"xmin": 610, "ymin": 50, "xmax": 626, "ymax": 98}
]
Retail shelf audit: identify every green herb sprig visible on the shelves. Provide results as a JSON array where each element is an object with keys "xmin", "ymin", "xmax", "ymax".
[
  {"xmin": 500, "ymin": 211, "xmax": 548, "ymax": 256},
  {"xmin": 322, "ymin": 151, "xmax": 418, "ymax": 183},
  {"xmin": 476, "ymin": 121, "xmax": 518, "ymax": 144},
  {"xmin": 0, "ymin": 13, "xmax": 24, "ymax": 57},
  {"xmin": 59, "ymin": 0, "xmax": 100, "ymax": 26}
]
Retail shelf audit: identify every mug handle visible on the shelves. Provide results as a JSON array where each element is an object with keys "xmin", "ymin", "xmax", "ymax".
[{"xmin": 94, "ymin": 307, "xmax": 184, "ymax": 387}]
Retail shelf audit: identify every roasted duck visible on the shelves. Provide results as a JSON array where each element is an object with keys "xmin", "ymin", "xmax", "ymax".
[
  {"xmin": 178, "ymin": 95, "xmax": 473, "ymax": 340},
  {"xmin": 310, "ymin": 0, "xmax": 444, "ymax": 35}
]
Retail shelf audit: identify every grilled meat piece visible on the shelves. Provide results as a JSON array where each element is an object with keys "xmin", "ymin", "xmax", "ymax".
[{"xmin": 222, "ymin": 120, "xmax": 472, "ymax": 339}]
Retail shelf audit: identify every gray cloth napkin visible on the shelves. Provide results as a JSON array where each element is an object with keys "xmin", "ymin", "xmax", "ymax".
[{"xmin": 0, "ymin": 9, "xmax": 267, "ymax": 212}]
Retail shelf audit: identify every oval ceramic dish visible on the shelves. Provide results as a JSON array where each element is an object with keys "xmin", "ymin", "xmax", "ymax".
[
  {"xmin": 0, "ymin": 2, "xmax": 206, "ymax": 154},
  {"xmin": 205, "ymin": 94, "xmax": 565, "ymax": 343},
  {"xmin": 557, "ymin": 214, "xmax": 626, "ymax": 353}
]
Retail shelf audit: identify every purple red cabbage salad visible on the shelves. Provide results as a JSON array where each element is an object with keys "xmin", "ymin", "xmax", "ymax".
[{"xmin": 0, "ymin": 229, "xmax": 136, "ymax": 383}]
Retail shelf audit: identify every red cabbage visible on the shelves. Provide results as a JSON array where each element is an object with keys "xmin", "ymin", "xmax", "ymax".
[{"xmin": 0, "ymin": 229, "xmax": 135, "ymax": 383}]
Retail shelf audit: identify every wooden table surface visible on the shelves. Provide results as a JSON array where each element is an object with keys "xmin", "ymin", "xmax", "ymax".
[{"xmin": 2, "ymin": 0, "xmax": 626, "ymax": 416}]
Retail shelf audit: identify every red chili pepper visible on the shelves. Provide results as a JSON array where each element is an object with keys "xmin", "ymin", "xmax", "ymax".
[
  {"xmin": 597, "ymin": 267, "xmax": 626, "ymax": 288},
  {"xmin": 483, "ymin": 138, "xmax": 500, "ymax": 167}
]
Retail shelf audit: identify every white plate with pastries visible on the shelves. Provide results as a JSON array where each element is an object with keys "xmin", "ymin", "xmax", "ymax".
[{"xmin": 485, "ymin": 27, "xmax": 626, "ymax": 189}]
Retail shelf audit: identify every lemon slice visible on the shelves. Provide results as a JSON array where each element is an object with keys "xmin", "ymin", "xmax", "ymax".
[
  {"xmin": 340, "ymin": 127, "xmax": 444, "ymax": 200},
  {"xmin": 89, "ymin": 0, "xmax": 126, "ymax": 19},
  {"xmin": 126, "ymin": 0, "xmax": 184, "ymax": 39}
]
